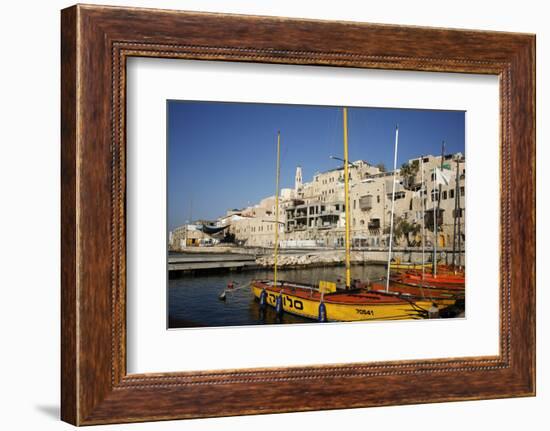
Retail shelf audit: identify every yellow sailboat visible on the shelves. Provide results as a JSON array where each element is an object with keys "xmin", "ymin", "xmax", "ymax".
[
  {"xmin": 251, "ymin": 281, "xmax": 431, "ymax": 321},
  {"xmin": 251, "ymin": 109, "xmax": 433, "ymax": 322}
]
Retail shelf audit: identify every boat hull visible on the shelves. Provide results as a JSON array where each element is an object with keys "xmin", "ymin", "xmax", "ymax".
[
  {"xmin": 252, "ymin": 282, "xmax": 432, "ymax": 322},
  {"xmin": 389, "ymin": 262, "xmax": 432, "ymax": 270},
  {"xmin": 389, "ymin": 274, "xmax": 465, "ymax": 286},
  {"xmin": 389, "ymin": 280, "xmax": 464, "ymax": 299},
  {"xmin": 368, "ymin": 283, "xmax": 457, "ymax": 307}
]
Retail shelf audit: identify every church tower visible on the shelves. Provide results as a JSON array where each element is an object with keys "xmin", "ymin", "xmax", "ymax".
[{"xmin": 295, "ymin": 166, "xmax": 303, "ymax": 191}]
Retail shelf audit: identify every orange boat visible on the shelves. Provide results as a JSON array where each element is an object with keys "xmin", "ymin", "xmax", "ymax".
[
  {"xmin": 388, "ymin": 276, "xmax": 464, "ymax": 297},
  {"xmin": 366, "ymin": 281, "xmax": 458, "ymax": 306},
  {"xmin": 410, "ymin": 264, "xmax": 465, "ymax": 277},
  {"xmin": 389, "ymin": 272, "xmax": 465, "ymax": 300},
  {"xmin": 396, "ymin": 270, "xmax": 464, "ymax": 286}
]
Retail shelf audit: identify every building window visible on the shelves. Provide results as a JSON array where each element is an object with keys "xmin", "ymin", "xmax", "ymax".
[
  {"xmin": 460, "ymin": 186, "xmax": 465, "ymax": 196},
  {"xmin": 443, "ymin": 190, "xmax": 447, "ymax": 200},
  {"xmin": 377, "ymin": 195, "xmax": 380, "ymax": 203},
  {"xmin": 450, "ymin": 189, "xmax": 455, "ymax": 199}
]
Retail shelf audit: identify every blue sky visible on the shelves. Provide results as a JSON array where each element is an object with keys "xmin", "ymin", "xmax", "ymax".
[{"xmin": 167, "ymin": 101, "xmax": 465, "ymax": 230}]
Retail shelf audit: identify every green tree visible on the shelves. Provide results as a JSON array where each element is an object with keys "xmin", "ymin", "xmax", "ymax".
[
  {"xmin": 375, "ymin": 162, "xmax": 386, "ymax": 172},
  {"xmin": 385, "ymin": 216, "xmax": 420, "ymax": 246},
  {"xmin": 400, "ymin": 160, "xmax": 420, "ymax": 190}
]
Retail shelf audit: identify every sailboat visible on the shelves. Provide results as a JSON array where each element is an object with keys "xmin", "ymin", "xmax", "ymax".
[
  {"xmin": 386, "ymin": 152, "xmax": 464, "ymax": 303},
  {"xmin": 389, "ymin": 267, "xmax": 465, "ymax": 304},
  {"xmin": 250, "ymin": 109, "xmax": 434, "ymax": 322},
  {"xmin": 356, "ymin": 131, "xmax": 459, "ymax": 308},
  {"xmin": 389, "ymin": 261, "xmax": 432, "ymax": 271}
]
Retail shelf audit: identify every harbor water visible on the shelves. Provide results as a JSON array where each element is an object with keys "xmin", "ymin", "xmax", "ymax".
[{"xmin": 168, "ymin": 264, "xmax": 386, "ymax": 328}]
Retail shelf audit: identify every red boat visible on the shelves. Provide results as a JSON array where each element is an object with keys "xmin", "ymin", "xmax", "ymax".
[
  {"xmin": 417, "ymin": 264, "xmax": 465, "ymax": 277},
  {"xmin": 366, "ymin": 281, "xmax": 458, "ymax": 307},
  {"xmin": 389, "ymin": 271, "xmax": 465, "ymax": 299},
  {"xmin": 395, "ymin": 270, "xmax": 464, "ymax": 286}
]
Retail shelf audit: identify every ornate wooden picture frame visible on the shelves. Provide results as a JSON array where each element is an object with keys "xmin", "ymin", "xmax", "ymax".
[{"xmin": 61, "ymin": 4, "xmax": 535, "ymax": 425}]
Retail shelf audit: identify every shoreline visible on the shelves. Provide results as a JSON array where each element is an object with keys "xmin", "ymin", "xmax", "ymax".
[
  {"xmin": 168, "ymin": 260, "xmax": 387, "ymax": 278},
  {"xmin": 168, "ymin": 246, "xmax": 464, "ymax": 277}
]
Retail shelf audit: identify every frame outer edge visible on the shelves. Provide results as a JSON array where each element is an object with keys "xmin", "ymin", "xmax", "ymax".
[
  {"xmin": 502, "ymin": 34, "xmax": 536, "ymax": 396},
  {"xmin": 524, "ymin": 35, "xmax": 537, "ymax": 396},
  {"xmin": 528, "ymin": 34, "xmax": 536, "ymax": 395},
  {"xmin": 531, "ymin": 35, "xmax": 537, "ymax": 395},
  {"xmin": 60, "ymin": 4, "xmax": 536, "ymax": 424},
  {"xmin": 61, "ymin": 5, "xmax": 79, "ymax": 426}
]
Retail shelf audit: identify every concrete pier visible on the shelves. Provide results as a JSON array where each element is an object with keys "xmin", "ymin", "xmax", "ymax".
[
  {"xmin": 169, "ymin": 253, "xmax": 257, "ymax": 272},
  {"xmin": 168, "ymin": 247, "xmax": 464, "ymax": 273}
]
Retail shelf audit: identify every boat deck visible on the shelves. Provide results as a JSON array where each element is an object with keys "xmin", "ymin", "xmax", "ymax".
[{"xmin": 253, "ymin": 280, "xmax": 416, "ymax": 305}]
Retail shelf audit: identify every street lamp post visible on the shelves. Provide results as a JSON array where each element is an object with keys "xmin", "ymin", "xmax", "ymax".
[{"xmin": 329, "ymin": 155, "xmax": 354, "ymax": 167}]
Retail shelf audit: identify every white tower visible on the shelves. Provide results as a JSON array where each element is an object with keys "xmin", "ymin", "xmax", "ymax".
[{"xmin": 295, "ymin": 166, "xmax": 303, "ymax": 191}]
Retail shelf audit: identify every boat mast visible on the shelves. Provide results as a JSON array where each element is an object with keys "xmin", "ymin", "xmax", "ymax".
[
  {"xmin": 421, "ymin": 156, "xmax": 425, "ymax": 281},
  {"xmin": 385, "ymin": 125, "xmax": 399, "ymax": 292},
  {"xmin": 434, "ymin": 141, "xmax": 445, "ymax": 277},
  {"xmin": 456, "ymin": 157, "xmax": 462, "ymax": 269},
  {"xmin": 452, "ymin": 156, "xmax": 459, "ymax": 269},
  {"xmin": 432, "ymin": 167, "xmax": 437, "ymax": 276},
  {"xmin": 273, "ymin": 131, "xmax": 281, "ymax": 288},
  {"xmin": 343, "ymin": 108, "xmax": 351, "ymax": 289}
]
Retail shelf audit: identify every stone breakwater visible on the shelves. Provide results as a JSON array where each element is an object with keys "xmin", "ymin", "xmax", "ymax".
[{"xmin": 255, "ymin": 251, "xmax": 378, "ymax": 268}]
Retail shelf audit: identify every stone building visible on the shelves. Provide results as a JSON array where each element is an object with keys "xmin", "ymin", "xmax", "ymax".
[
  {"xmin": 228, "ymin": 193, "xmax": 289, "ymax": 248},
  {"xmin": 169, "ymin": 224, "xmax": 214, "ymax": 249},
  {"xmin": 233, "ymin": 153, "xmax": 465, "ymax": 250},
  {"xmin": 169, "ymin": 153, "xmax": 465, "ymax": 251},
  {"xmin": 407, "ymin": 153, "xmax": 466, "ymax": 249}
]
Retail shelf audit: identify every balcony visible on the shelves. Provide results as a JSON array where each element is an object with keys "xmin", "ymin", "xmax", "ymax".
[
  {"xmin": 368, "ymin": 219, "xmax": 381, "ymax": 230},
  {"xmin": 359, "ymin": 195, "xmax": 373, "ymax": 210}
]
